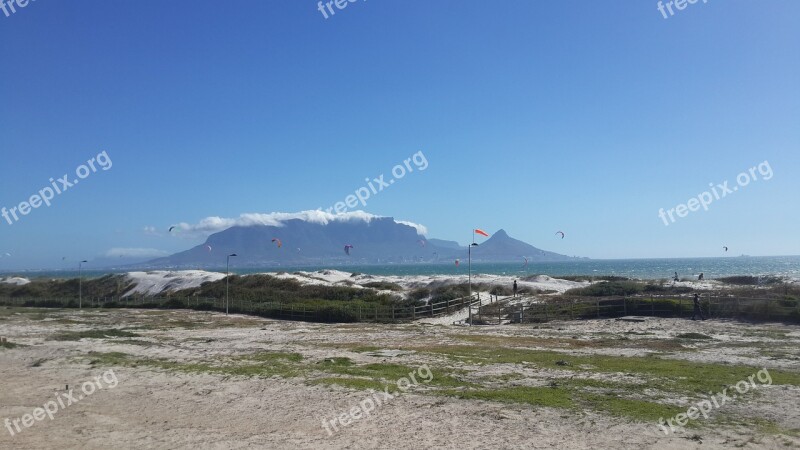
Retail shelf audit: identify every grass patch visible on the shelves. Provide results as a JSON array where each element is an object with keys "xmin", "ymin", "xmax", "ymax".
[
  {"xmin": 317, "ymin": 357, "xmax": 355, "ymax": 368},
  {"xmin": 52, "ymin": 329, "xmax": 141, "ymax": 341},
  {"xmin": 676, "ymin": 333, "xmax": 713, "ymax": 340},
  {"xmin": 417, "ymin": 344, "xmax": 800, "ymax": 394},
  {"xmin": 452, "ymin": 334, "xmax": 688, "ymax": 353},
  {"xmin": 87, "ymin": 350, "xmax": 304, "ymax": 379},
  {"xmin": 0, "ymin": 340, "xmax": 19, "ymax": 349},
  {"xmin": 579, "ymin": 393, "xmax": 687, "ymax": 423}
]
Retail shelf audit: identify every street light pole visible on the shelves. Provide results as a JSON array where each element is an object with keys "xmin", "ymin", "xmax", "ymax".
[
  {"xmin": 468, "ymin": 242, "xmax": 479, "ymax": 300},
  {"xmin": 226, "ymin": 253, "xmax": 237, "ymax": 315},
  {"xmin": 78, "ymin": 260, "xmax": 88, "ymax": 309}
]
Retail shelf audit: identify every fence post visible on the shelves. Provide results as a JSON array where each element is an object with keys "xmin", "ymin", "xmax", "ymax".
[
  {"xmin": 446, "ymin": 298, "xmax": 450, "ymax": 313},
  {"xmin": 375, "ymin": 306, "xmax": 378, "ymax": 321},
  {"xmin": 650, "ymin": 296, "xmax": 655, "ymax": 317},
  {"xmin": 545, "ymin": 303, "xmax": 549, "ymax": 322},
  {"xmin": 520, "ymin": 304, "xmax": 524, "ymax": 324},
  {"xmin": 596, "ymin": 300, "xmax": 600, "ymax": 319},
  {"xmin": 412, "ymin": 305, "xmax": 415, "ymax": 320},
  {"xmin": 623, "ymin": 297, "xmax": 627, "ymax": 316},
  {"xmin": 430, "ymin": 302, "xmax": 434, "ymax": 317},
  {"xmin": 570, "ymin": 300, "xmax": 574, "ymax": 320},
  {"xmin": 392, "ymin": 306, "xmax": 395, "ymax": 321}
]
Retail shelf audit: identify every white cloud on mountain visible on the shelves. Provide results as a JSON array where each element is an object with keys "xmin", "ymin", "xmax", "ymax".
[{"xmin": 168, "ymin": 210, "xmax": 428, "ymax": 237}]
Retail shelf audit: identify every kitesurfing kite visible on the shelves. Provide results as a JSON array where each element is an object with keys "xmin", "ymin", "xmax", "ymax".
[
  {"xmin": 205, "ymin": 245, "xmax": 212, "ymax": 253},
  {"xmin": 523, "ymin": 256, "xmax": 529, "ymax": 269},
  {"xmin": 169, "ymin": 226, "xmax": 176, "ymax": 233},
  {"xmin": 271, "ymin": 238, "xmax": 282, "ymax": 248},
  {"xmin": 723, "ymin": 246, "xmax": 728, "ymax": 252},
  {"xmin": 344, "ymin": 244, "xmax": 354, "ymax": 255},
  {"xmin": 556, "ymin": 231, "xmax": 565, "ymax": 239},
  {"xmin": 417, "ymin": 239, "xmax": 426, "ymax": 247}
]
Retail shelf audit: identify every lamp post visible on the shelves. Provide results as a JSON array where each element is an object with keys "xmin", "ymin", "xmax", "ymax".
[
  {"xmin": 226, "ymin": 253, "xmax": 237, "ymax": 315},
  {"xmin": 78, "ymin": 260, "xmax": 88, "ymax": 309},
  {"xmin": 468, "ymin": 242, "xmax": 479, "ymax": 300}
]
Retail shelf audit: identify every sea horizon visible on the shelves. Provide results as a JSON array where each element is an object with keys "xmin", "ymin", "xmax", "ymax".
[{"xmin": 5, "ymin": 255, "xmax": 799, "ymax": 282}]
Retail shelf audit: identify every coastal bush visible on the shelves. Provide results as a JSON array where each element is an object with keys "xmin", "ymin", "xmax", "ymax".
[
  {"xmin": 362, "ymin": 281, "xmax": 404, "ymax": 291},
  {"xmin": 565, "ymin": 281, "xmax": 644, "ymax": 297},
  {"xmin": 409, "ymin": 288, "xmax": 431, "ymax": 301},
  {"xmin": 717, "ymin": 276, "xmax": 783, "ymax": 285}
]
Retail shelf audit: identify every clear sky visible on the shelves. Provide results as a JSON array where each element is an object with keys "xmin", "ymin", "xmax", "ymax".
[{"xmin": 1, "ymin": 0, "xmax": 798, "ymax": 269}]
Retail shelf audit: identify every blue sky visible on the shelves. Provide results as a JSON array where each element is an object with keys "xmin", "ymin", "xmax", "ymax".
[{"xmin": 1, "ymin": 0, "xmax": 798, "ymax": 269}]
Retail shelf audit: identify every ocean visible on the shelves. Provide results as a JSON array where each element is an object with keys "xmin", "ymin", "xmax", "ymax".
[{"xmin": 6, "ymin": 256, "xmax": 800, "ymax": 281}]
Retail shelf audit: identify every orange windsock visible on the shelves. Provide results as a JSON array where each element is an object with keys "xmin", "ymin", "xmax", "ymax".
[{"xmin": 474, "ymin": 229, "xmax": 490, "ymax": 237}]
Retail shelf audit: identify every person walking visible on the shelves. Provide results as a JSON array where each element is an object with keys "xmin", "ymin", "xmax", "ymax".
[
  {"xmin": 513, "ymin": 280, "xmax": 518, "ymax": 298},
  {"xmin": 691, "ymin": 293, "xmax": 706, "ymax": 321}
]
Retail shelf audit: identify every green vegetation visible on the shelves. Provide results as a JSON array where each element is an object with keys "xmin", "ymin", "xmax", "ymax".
[
  {"xmin": 579, "ymin": 393, "xmax": 686, "ymax": 423},
  {"xmin": 87, "ymin": 350, "xmax": 304, "ymax": 378},
  {"xmin": 677, "ymin": 333, "xmax": 713, "ymax": 340},
  {"xmin": 416, "ymin": 344, "xmax": 800, "ymax": 395},
  {"xmin": 717, "ymin": 276, "xmax": 783, "ymax": 286},
  {"xmin": 362, "ymin": 281, "xmax": 404, "ymax": 291},
  {"xmin": 561, "ymin": 280, "xmax": 700, "ymax": 297},
  {"xmin": 0, "ymin": 340, "xmax": 19, "ymax": 349},
  {"xmin": 0, "ymin": 274, "xmax": 132, "ymax": 301},
  {"xmin": 51, "ymin": 329, "xmax": 140, "ymax": 341}
]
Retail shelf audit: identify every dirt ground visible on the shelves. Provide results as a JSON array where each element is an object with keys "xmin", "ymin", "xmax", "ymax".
[{"xmin": 1, "ymin": 307, "xmax": 799, "ymax": 449}]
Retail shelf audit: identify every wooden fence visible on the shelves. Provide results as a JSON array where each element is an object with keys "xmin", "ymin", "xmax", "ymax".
[
  {"xmin": 3, "ymin": 294, "xmax": 795, "ymax": 324},
  {"xmin": 470, "ymin": 295, "xmax": 800, "ymax": 325}
]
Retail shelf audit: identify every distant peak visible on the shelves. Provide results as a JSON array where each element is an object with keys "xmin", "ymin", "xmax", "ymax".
[{"xmin": 493, "ymin": 229, "xmax": 509, "ymax": 238}]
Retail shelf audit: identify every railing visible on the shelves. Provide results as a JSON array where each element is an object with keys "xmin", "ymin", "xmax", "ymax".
[
  {"xmin": 469, "ymin": 294, "xmax": 800, "ymax": 325},
  {"xmin": 6, "ymin": 294, "xmax": 792, "ymax": 325}
]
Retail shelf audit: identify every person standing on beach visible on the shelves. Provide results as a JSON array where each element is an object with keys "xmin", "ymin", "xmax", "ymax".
[
  {"xmin": 691, "ymin": 293, "xmax": 706, "ymax": 321},
  {"xmin": 673, "ymin": 272, "xmax": 679, "ymax": 283},
  {"xmin": 513, "ymin": 280, "xmax": 518, "ymax": 298}
]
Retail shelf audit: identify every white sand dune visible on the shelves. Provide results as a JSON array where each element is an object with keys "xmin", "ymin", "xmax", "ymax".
[
  {"xmin": 0, "ymin": 277, "xmax": 31, "ymax": 286},
  {"xmin": 123, "ymin": 271, "xmax": 227, "ymax": 297}
]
